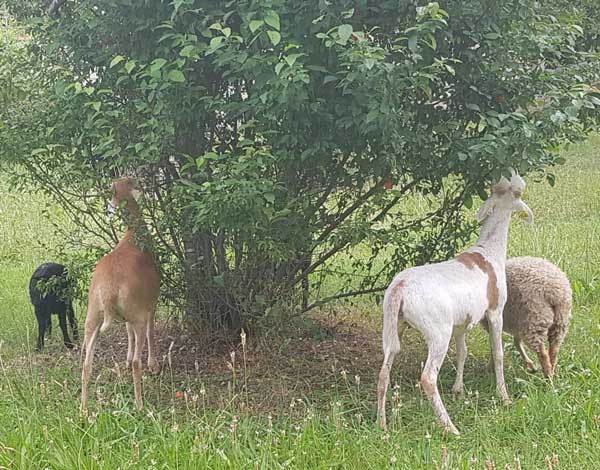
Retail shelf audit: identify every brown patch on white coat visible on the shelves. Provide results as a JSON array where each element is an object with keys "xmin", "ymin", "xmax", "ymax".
[
  {"xmin": 455, "ymin": 252, "xmax": 499, "ymax": 311},
  {"xmin": 80, "ymin": 177, "xmax": 161, "ymax": 413}
]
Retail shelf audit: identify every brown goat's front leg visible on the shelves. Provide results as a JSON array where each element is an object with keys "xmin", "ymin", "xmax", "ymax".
[{"xmin": 131, "ymin": 322, "xmax": 146, "ymax": 410}]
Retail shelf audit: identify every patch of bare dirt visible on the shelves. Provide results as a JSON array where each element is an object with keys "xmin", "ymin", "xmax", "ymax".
[{"xmin": 8, "ymin": 311, "xmax": 430, "ymax": 413}]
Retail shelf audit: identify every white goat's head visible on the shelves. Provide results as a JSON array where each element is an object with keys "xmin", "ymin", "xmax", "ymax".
[{"xmin": 476, "ymin": 170, "xmax": 533, "ymax": 224}]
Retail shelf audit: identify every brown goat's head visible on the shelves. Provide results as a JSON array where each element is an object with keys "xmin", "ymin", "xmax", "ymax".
[{"xmin": 108, "ymin": 177, "xmax": 142, "ymax": 217}]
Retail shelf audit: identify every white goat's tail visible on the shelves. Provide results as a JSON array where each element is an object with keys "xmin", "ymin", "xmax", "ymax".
[{"xmin": 382, "ymin": 286, "xmax": 403, "ymax": 355}]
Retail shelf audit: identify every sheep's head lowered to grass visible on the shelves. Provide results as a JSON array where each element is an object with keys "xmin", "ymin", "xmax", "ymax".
[{"xmin": 476, "ymin": 171, "xmax": 534, "ymax": 224}]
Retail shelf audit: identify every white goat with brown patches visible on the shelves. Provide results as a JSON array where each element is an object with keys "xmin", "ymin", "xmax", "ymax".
[
  {"xmin": 80, "ymin": 177, "xmax": 160, "ymax": 413},
  {"xmin": 377, "ymin": 173, "xmax": 534, "ymax": 435}
]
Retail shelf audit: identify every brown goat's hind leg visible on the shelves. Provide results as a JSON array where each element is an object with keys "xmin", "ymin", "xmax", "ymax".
[
  {"xmin": 131, "ymin": 322, "xmax": 147, "ymax": 410},
  {"xmin": 146, "ymin": 311, "xmax": 160, "ymax": 374},
  {"xmin": 80, "ymin": 317, "xmax": 102, "ymax": 414},
  {"xmin": 126, "ymin": 322, "xmax": 134, "ymax": 369}
]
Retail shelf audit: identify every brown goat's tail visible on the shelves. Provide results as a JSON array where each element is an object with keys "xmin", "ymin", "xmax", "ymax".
[{"xmin": 100, "ymin": 316, "xmax": 113, "ymax": 334}]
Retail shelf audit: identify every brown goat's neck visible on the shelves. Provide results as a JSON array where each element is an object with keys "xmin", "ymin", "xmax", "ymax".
[{"xmin": 120, "ymin": 197, "xmax": 153, "ymax": 252}]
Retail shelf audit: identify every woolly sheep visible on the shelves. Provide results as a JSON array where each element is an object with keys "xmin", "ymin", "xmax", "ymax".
[{"xmin": 482, "ymin": 256, "xmax": 572, "ymax": 378}]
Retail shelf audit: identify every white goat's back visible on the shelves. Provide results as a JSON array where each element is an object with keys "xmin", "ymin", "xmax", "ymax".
[{"xmin": 386, "ymin": 258, "xmax": 491, "ymax": 334}]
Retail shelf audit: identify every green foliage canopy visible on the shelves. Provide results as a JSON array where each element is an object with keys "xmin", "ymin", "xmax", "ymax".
[{"xmin": 1, "ymin": 1, "xmax": 599, "ymax": 331}]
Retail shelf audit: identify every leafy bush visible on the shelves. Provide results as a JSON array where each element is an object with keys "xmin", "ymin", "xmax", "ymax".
[{"xmin": 1, "ymin": 1, "xmax": 599, "ymax": 332}]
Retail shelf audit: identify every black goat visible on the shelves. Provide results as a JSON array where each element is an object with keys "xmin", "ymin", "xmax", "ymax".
[{"xmin": 29, "ymin": 262, "xmax": 77, "ymax": 351}]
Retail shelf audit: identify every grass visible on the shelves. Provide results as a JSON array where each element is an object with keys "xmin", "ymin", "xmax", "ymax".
[{"xmin": 1, "ymin": 136, "xmax": 600, "ymax": 468}]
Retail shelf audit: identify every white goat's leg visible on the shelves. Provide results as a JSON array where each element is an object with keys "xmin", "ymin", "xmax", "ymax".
[
  {"xmin": 146, "ymin": 310, "xmax": 160, "ymax": 374},
  {"xmin": 486, "ymin": 311, "xmax": 510, "ymax": 403},
  {"xmin": 131, "ymin": 322, "xmax": 146, "ymax": 411},
  {"xmin": 421, "ymin": 330, "xmax": 458, "ymax": 435},
  {"xmin": 80, "ymin": 318, "xmax": 102, "ymax": 414},
  {"xmin": 514, "ymin": 336, "xmax": 536, "ymax": 372},
  {"xmin": 452, "ymin": 331, "xmax": 467, "ymax": 396},
  {"xmin": 126, "ymin": 322, "xmax": 134, "ymax": 369},
  {"xmin": 377, "ymin": 322, "xmax": 406, "ymax": 431}
]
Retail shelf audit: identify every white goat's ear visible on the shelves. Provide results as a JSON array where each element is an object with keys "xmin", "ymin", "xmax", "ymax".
[{"xmin": 476, "ymin": 198, "xmax": 495, "ymax": 223}]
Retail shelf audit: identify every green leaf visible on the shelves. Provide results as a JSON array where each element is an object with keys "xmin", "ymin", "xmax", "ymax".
[
  {"xmin": 342, "ymin": 8, "xmax": 355, "ymax": 19},
  {"xmin": 180, "ymin": 45, "xmax": 196, "ymax": 57},
  {"xmin": 267, "ymin": 30, "xmax": 281, "ymax": 46},
  {"xmin": 275, "ymin": 62, "xmax": 285, "ymax": 75},
  {"xmin": 484, "ymin": 32, "xmax": 501, "ymax": 40},
  {"xmin": 249, "ymin": 20, "xmax": 264, "ymax": 33},
  {"xmin": 209, "ymin": 36, "xmax": 225, "ymax": 51},
  {"xmin": 284, "ymin": 53, "xmax": 302, "ymax": 67},
  {"xmin": 167, "ymin": 70, "xmax": 186, "ymax": 83},
  {"xmin": 109, "ymin": 55, "xmax": 124, "ymax": 68},
  {"xmin": 150, "ymin": 58, "xmax": 167, "ymax": 71},
  {"xmin": 338, "ymin": 24, "xmax": 353, "ymax": 44},
  {"xmin": 124, "ymin": 60, "xmax": 136, "ymax": 73},
  {"xmin": 408, "ymin": 33, "xmax": 418, "ymax": 52},
  {"xmin": 264, "ymin": 10, "xmax": 280, "ymax": 31}
]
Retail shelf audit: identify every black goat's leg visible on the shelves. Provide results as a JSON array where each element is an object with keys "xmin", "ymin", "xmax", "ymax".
[
  {"xmin": 35, "ymin": 307, "xmax": 46, "ymax": 351},
  {"xmin": 58, "ymin": 310, "xmax": 74, "ymax": 349},
  {"xmin": 68, "ymin": 302, "xmax": 78, "ymax": 342}
]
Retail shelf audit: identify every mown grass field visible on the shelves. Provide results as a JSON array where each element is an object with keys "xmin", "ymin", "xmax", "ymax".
[{"xmin": 1, "ymin": 136, "xmax": 600, "ymax": 469}]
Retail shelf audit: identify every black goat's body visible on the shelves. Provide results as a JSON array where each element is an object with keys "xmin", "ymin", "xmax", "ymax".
[{"xmin": 29, "ymin": 262, "xmax": 77, "ymax": 351}]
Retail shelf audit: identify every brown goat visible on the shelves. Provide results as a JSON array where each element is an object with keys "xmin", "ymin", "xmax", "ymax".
[{"xmin": 80, "ymin": 177, "xmax": 160, "ymax": 413}]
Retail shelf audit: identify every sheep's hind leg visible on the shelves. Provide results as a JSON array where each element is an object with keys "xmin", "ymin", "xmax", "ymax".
[
  {"xmin": 421, "ymin": 330, "xmax": 458, "ymax": 435},
  {"xmin": 514, "ymin": 336, "xmax": 536, "ymax": 372},
  {"xmin": 535, "ymin": 343, "xmax": 553, "ymax": 379},
  {"xmin": 452, "ymin": 330, "xmax": 467, "ymax": 396}
]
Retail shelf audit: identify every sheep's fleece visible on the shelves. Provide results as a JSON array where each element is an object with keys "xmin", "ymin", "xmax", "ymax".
[{"xmin": 502, "ymin": 256, "xmax": 572, "ymax": 347}]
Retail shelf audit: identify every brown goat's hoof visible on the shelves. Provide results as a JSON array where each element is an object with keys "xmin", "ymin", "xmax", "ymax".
[{"xmin": 148, "ymin": 360, "xmax": 161, "ymax": 375}]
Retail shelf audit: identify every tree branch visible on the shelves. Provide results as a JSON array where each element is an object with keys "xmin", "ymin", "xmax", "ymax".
[{"xmin": 301, "ymin": 286, "xmax": 386, "ymax": 314}]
